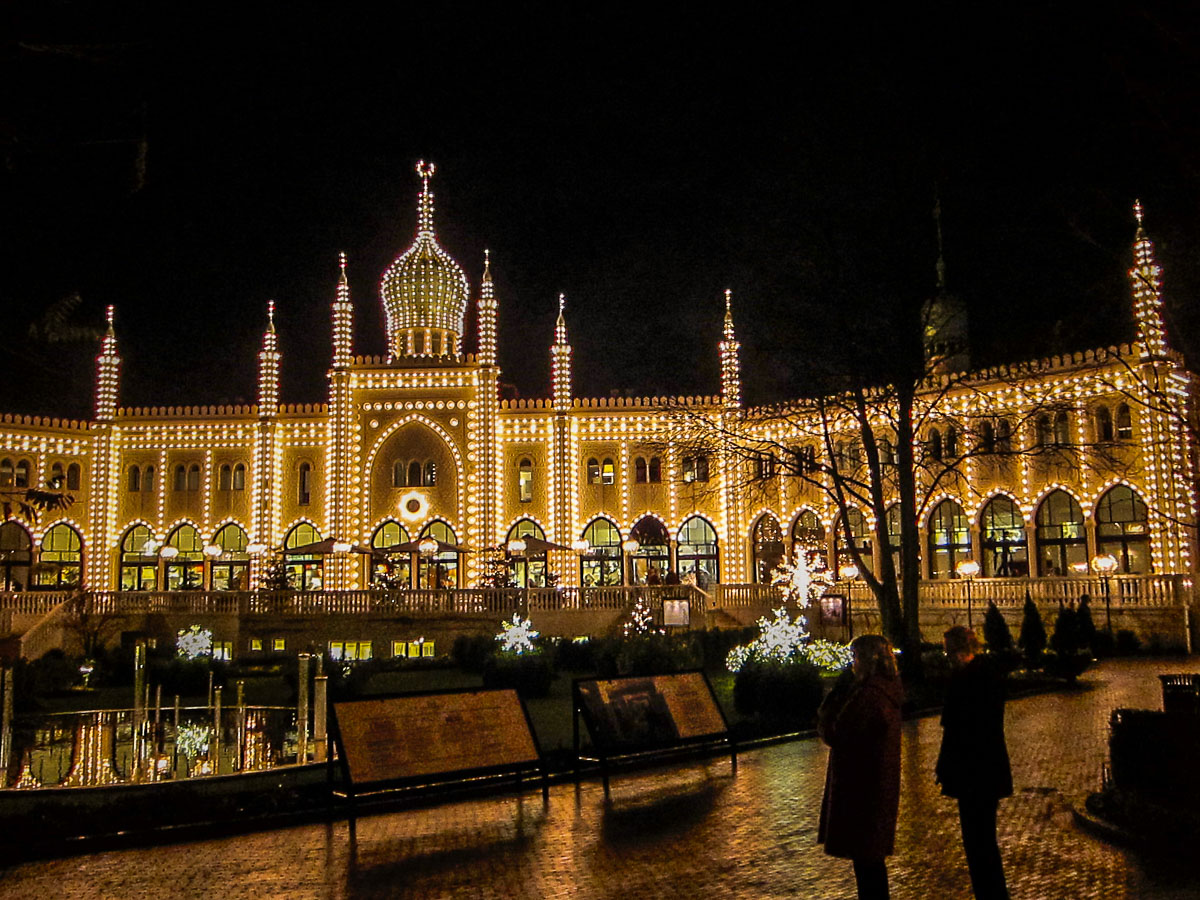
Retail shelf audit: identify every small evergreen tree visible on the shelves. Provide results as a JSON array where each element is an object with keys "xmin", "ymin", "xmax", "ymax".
[
  {"xmin": 1076, "ymin": 594, "xmax": 1097, "ymax": 653},
  {"xmin": 257, "ymin": 552, "xmax": 291, "ymax": 591},
  {"xmin": 1050, "ymin": 603, "xmax": 1080, "ymax": 655},
  {"xmin": 1018, "ymin": 592, "xmax": 1046, "ymax": 662},
  {"xmin": 982, "ymin": 601, "xmax": 1013, "ymax": 652}
]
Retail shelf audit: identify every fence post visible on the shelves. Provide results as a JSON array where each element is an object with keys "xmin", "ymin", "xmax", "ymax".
[
  {"xmin": 132, "ymin": 640, "xmax": 146, "ymax": 783},
  {"xmin": 296, "ymin": 653, "xmax": 311, "ymax": 764},
  {"xmin": 0, "ymin": 666, "xmax": 12, "ymax": 788},
  {"xmin": 236, "ymin": 679, "xmax": 246, "ymax": 771},
  {"xmin": 212, "ymin": 685, "xmax": 223, "ymax": 775},
  {"xmin": 313, "ymin": 670, "xmax": 328, "ymax": 763}
]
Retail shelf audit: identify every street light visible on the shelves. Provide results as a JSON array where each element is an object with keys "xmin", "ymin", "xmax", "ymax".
[
  {"xmin": 1091, "ymin": 553, "xmax": 1118, "ymax": 635},
  {"xmin": 838, "ymin": 563, "xmax": 859, "ymax": 639},
  {"xmin": 622, "ymin": 539, "xmax": 639, "ymax": 586},
  {"xmin": 956, "ymin": 558, "xmax": 981, "ymax": 628}
]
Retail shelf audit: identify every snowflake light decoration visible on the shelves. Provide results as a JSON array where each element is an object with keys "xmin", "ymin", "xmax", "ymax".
[
  {"xmin": 177, "ymin": 625, "xmax": 213, "ymax": 660},
  {"xmin": 772, "ymin": 545, "xmax": 833, "ymax": 608},
  {"xmin": 496, "ymin": 613, "xmax": 539, "ymax": 655}
]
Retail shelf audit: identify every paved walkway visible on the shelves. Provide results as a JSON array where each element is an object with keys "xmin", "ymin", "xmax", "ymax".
[{"xmin": 1, "ymin": 657, "xmax": 1197, "ymax": 899}]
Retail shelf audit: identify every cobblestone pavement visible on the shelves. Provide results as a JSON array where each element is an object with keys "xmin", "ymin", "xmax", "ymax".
[{"xmin": 2, "ymin": 657, "xmax": 1197, "ymax": 899}]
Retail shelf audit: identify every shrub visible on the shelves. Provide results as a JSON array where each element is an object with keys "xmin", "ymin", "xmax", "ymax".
[
  {"xmin": 1018, "ymin": 594, "xmax": 1046, "ymax": 663},
  {"xmin": 1050, "ymin": 605, "xmax": 1081, "ymax": 656},
  {"xmin": 553, "ymin": 637, "xmax": 598, "ymax": 673},
  {"xmin": 482, "ymin": 651, "xmax": 554, "ymax": 698},
  {"xmin": 982, "ymin": 601, "xmax": 1013, "ymax": 652},
  {"xmin": 617, "ymin": 632, "xmax": 698, "ymax": 676},
  {"xmin": 733, "ymin": 658, "xmax": 823, "ymax": 725},
  {"xmin": 1076, "ymin": 595, "xmax": 1098, "ymax": 653},
  {"xmin": 149, "ymin": 656, "xmax": 228, "ymax": 698},
  {"xmin": 686, "ymin": 627, "xmax": 758, "ymax": 671},
  {"xmin": 452, "ymin": 633, "xmax": 496, "ymax": 673},
  {"xmin": 1116, "ymin": 629, "xmax": 1142, "ymax": 655}
]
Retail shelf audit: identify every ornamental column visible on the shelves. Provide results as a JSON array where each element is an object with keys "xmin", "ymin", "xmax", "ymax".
[
  {"xmin": 550, "ymin": 295, "xmax": 576, "ymax": 580},
  {"xmin": 718, "ymin": 290, "xmax": 745, "ymax": 583},
  {"xmin": 326, "ymin": 255, "xmax": 356, "ymax": 589},
  {"xmin": 252, "ymin": 303, "xmax": 281, "ymax": 585},
  {"xmin": 475, "ymin": 252, "xmax": 501, "ymax": 554}
]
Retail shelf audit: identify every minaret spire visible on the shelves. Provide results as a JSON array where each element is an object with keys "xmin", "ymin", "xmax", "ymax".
[
  {"xmin": 719, "ymin": 289, "xmax": 742, "ymax": 409},
  {"xmin": 477, "ymin": 249, "xmax": 498, "ymax": 366},
  {"xmin": 416, "ymin": 160, "xmax": 436, "ymax": 237},
  {"xmin": 332, "ymin": 252, "xmax": 353, "ymax": 369},
  {"xmin": 93, "ymin": 304, "xmax": 121, "ymax": 421},
  {"xmin": 1129, "ymin": 199, "xmax": 1169, "ymax": 359},
  {"xmin": 258, "ymin": 301, "xmax": 280, "ymax": 417},
  {"xmin": 551, "ymin": 293, "xmax": 572, "ymax": 413}
]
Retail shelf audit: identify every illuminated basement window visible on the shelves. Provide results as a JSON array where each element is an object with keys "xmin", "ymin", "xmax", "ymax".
[
  {"xmin": 272, "ymin": 638, "xmax": 286, "ymax": 652},
  {"xmin": 249, "ymin": 639, "xmax": 263, "ymax": 652},
  {"xmin": 212, "ymin": 641, "xmax": 233, "ymax": 661},
  {"xmin": 329, "ymin": 641, "xmax": 372, "ymax": 661}
]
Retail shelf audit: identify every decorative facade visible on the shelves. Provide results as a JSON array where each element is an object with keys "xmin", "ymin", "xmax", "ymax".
[{"xmin": 0, "ymin": 164, "xmax": 1194, "ymax": 606}]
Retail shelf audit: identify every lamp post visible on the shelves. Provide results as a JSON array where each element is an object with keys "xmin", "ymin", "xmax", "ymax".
[
  {"xmin": 622, "ymin": 539, "xmax": 639, "ymax": 586},
  {"xmin": 838, "ymin": 563, "xmax": 858, "ymax": 639},
  {"xmin": 418, "ymin": 536, "xmax": 438, "ymax": 589},
  {"xmin": 956, "ymin": 559, "xmax": 980, "ymax": 628},
  {"xmin": 1091, "ymin": 553, "xmax": 1118, "ymax": 635},
  {"xmin": 507, "ymin": 538, "xmax": 527, "ymax": 588}
]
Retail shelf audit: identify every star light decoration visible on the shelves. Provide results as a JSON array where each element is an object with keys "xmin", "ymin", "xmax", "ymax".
[
  {"xmin": 496, "ymin": 613, "xmax": 539, "ymax": 655},
  {"xmin": 726, "ymin": 546, "xmax": 851, "ymax": 673},
  {"xmin": 177, "ymin": 624, "xmax": 214, "ymax": 660}
]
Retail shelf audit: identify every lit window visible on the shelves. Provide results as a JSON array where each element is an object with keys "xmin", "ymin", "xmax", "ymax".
[
  {"xmin": 1116, "ymin": 404, "xmax": 1133, "ymax": 441},
  {"xmin": 392, "ymin": 640, "xmax": 406, "ymax": 657},
  {"xmin": 601, "ymin": 458, "xmax": 615, "ymax": 485},
  {"xmin": 272, "ymin": 638, "xmax": 286, "ymax": 652},
  {"xmin": 586, "ymin": 458, "xmax": 600, "ymax": 484},
  {"xmin": 518, "ymin": 458, "xmax": 533, "ymax": 502},
  {"xmin": 423, "ymin": 461, "xmax": 437, "ymax": 486},
  {"xmin": 0, "ymin": 459, "xmax": 12, "ymax": 488},
  {"xmin": 1096, "ymin": 405, "xmax": 1114, "ymax": 442},
  {"xmin": 330, "ymin": 641, "xmax": 371, "ymax": 661},
  {"xmin": 232, "ymin": 464, "xmax": 245, "ymax": 490},
  {"xmin": 212, "ymin": 641, "xmax": 233, "ymax": 661},
  {"xmin": 250, "ymin": 639, "xmax": 263, "ymax": 652},
  {"xmin": 13, "ymin": 459, "xmax": 29, "ymax": 489},
  {"xmin": 422, "ymin": 641, "xmax": 434, "ymax": 657}
]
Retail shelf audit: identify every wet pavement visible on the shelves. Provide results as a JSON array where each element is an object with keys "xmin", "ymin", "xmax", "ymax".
[{"xmin": 1, "ymin": 657, "xmax": 1197, "ymax": 899}]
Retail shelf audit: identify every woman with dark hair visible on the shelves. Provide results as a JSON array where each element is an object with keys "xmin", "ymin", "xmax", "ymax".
[{"xmin": 817, "ymin": 634, "xmax": 904, "ymax": 899}]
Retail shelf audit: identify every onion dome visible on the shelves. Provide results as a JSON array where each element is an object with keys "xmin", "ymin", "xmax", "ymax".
[{"xmin": 380, "ymin": 161, "xmax": 470, "ymax": 358}]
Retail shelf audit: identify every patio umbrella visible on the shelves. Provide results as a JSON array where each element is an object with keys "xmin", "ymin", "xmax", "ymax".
[
  {"xmin": 283, "ymin": 539, "xmax": 378, "ymax": 556},
  {"xmin": 383, "ymin": 539, "xmax": 473, "ymax": 555},
  {"xmin": 507, "ymin": 536, "xmax": 573, "ymax": 554}
]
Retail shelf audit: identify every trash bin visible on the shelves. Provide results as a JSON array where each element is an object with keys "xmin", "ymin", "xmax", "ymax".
[{"xmin": 1159, "ymin": 674, "xmax": 1200, "ymax": 714}]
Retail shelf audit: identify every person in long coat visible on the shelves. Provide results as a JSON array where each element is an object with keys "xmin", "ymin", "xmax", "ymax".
[
  {"xmin": 936, "ymin": 625, "xmax": 1012, "ymax": 899},
  {"xmin": 818, "ymin": 633, "xmax": 903, "ymax": 900}
]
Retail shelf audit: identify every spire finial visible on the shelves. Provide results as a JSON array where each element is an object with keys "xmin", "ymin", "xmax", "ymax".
[
  {"xmin": 559, "ymin": 292, "xmax": 566, "ymax": 315},
  {"xmin": 934, "ymin": 188, "xmax": 946, "ymax": 292},
  {"xmin": 724, "ymin": 288, "xmax": 732, "ymax": 316},
  {"xmin": 415, "ymin": 160, "xmax": 436, "ymax": 236},
  {"xmin": 1134, "ymin": 199, "xmax": 1145, "ymax": 227},
  {"xmin": 267, "ymin": 300, "xmax": 276, "ymax": 330},
  {"xmin": 338, "ymin": 251, "xmax": 347, "ymax": 284},
  {"xmin": 105, "ymin": 304, "xmax": 115, "ymax": 333},
  {"xmin": 483, "ymin": 248, "xmax": 491, "ymax": 279}
]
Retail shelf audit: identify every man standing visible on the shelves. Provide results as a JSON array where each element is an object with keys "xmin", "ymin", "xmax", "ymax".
[{"xmin": 936, "ymin": 625, "xmax": 1011, "ymax": 899}]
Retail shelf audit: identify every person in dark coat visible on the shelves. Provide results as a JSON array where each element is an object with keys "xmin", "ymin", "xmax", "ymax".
[
  {"xmin": 936, "ymin": 625, "xmax": 1012, "ymax": 900},
  {"xmin": 818, "ymin": 633, "xmax": 903, "ymax": 900}
]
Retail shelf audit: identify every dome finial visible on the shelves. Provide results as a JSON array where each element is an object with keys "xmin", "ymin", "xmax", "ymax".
[
  {"xmin": 267, "ymin": 299, "xmax": 276, "ymax": 331},
  {"xmin": 105, "ymin": 304, "xmax": 115, "ymax": 334},
  {"xmin": 415, "ymin": 160, "xmax": 437, "ymax": 237},
  {"xmin": 483, "ymin": 248, "xmax": 491, "ymax": 281},
  {"xmin": 338, "ymin": 251, "xmax": 348, "ymax": 285}
]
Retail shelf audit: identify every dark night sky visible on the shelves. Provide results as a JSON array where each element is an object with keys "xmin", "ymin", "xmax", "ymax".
[{"xmin": 3, "ymin": 3, "xmax": 1200, "ymax": 419}]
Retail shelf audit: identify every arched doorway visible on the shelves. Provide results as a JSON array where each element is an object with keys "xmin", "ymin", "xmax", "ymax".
[
  {"xmin": 33, "ymin": 523, "xmax": 82, "ymax": 589},
  {"xmin": 120, "ymin": 524, "xmax": 159, "ymax": 590},
  {"xmin": 210, "ymin": 523, "xmax": 250, "ymax": 590},
  {"xmin": 1035, "ymin": 491, "xmax": 1086, "ymax": 576},
  {"xmin": 506, "ymin": 519, "xmax": 547, "ymax": 587},
  {"xmin": 980, "ymin": 496, "xmax": 1027, "ymax": 577},
  {"xmin": 164, "ymin": 524, "xmax": 204, "ymax": 590},
  {"xmin": 370, "ymin": 520, "xmax": 411, "ymax": 587},
  {"xmin": 751, "ymin": 514, "xmax": 784, "ymax": 583},
  {"xmin": 928, "ymin": 499, "xmax": 970, "ymax": 579},
  {"xmin": 580, "ymin": 518, "xmax": 622, "ymax": 586},
  {"xmin": 677, "ymin": 516, "xmax": 718, "ymax": 586},
  {"xmin": 418, "ymin": 521, "xmax": 460, "ymax": 588},
  {"xmin": 0, "ymin": 522, "xmax": 32, "ymax": 590},
  {"xmin": 629, "ymin": 516, "xmax": 669, "ymax": 584},
  {"xmin": 1096, "ymin": 485, "xmax": 1150, "ymax": 573},
  {"xmin": 284, "ymin": 523, "xmax": 324, "ymax": 589}
]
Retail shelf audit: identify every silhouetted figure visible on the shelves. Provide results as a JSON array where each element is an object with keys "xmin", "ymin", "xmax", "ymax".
[
  {"xmin": 937, "ymin": 625, "xmax": 1011, "ymax": 899},
  {"xmin": 818, "ymin": 634, "xmax": 903, "ymax": 899}
]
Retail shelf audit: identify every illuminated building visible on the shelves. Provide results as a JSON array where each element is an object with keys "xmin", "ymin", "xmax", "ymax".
[{"xmin": 0, "ymin": 165, "xmax": 1193, "ymax": 643}]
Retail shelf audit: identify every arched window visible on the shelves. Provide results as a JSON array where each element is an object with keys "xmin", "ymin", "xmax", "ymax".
[
  {"xmin": 507, "ymin": 519, "xmax": 547, "ymax": 587},
  {"xmin": 580, "ymin": 518, "xmax": 622, "ymax": 586},
  {"xmin": 1096, "ymin": 405, "xmax": 1114, "ymax": 442},
  {"xmin": 50, "ymin": 462, "xmax": 64, "ymax": 486},
  {"xmin": 755, "ymin": 453, "xmax": 776, "ymax": 479},
  {"xmin": 836, "ymin": 508, "xmax": 873, "ymax": 576},
  {"xmin": 648, "ymin": 456, "xmax": 662, "ymax": 482},
  {"xmin": 586, "ymin": 458, "xmax": 601, "ymax": 484},
  {"xmin": 423, "ymin": 461, "xmax": 437, "ymax": 486},
  {"xmin": 407, "ymin": 460, "xmax": 421, "ymax": 487},
  {"xmin": 418, "ymin": 520, "xmax": 459, "ymax": 588},
  {"xmin": 928, "ymin": 428, "xmax": 943, "ymax": 461},
  {"xmin": 1096, "ymin": 485, "xmax": 1150, "ymax": 574},
  {"xmin": 1036, "ymin": 415, "xmax": 1053, "ymax": 448},
  {"xmin": 143, "ymin": 465, "xmax": 155, "ymax": 492},
  {"xmin": 1116, "ymin": 404, "xmax": 1133, "ymax": 440},
  {"xmin": 877, "ymin": 437, "xmax": 896, "ymax": 466},
  {"xmin": 187, "ymin": 464, "xmax": 200, "ymax": 492},
  {"xmin": 370, "ymin": 520, "xmax": 411, "ymax": 587},
  {"xmin": 1035, "ymin": 490, "xmax": 1086, "ymax": 576},
  {"xmin": 120, "ymin": 524, "xmax": 158, "ymax": 591},
  {"xmin": 978, "ymin": 420, "xmax": 995, "ymax": 454},
  {"xmin": 298, "ymin": 463, "xmax": 311, "ymax": 506},
  {"xmin": 995, "ymin": 418, "xmax": 1012, "ymax": 454},
  {"xmin": 0, "ymin": 459, "xmax": 12, "ymax": 488},
  {"xmin": 232, "ymin": 463, "xmax": 245, "ymax": 491},
  {"xmin": 392, "ymin": 460, "xmax": 406, "ymax": 488},
  {"xmin": 66, "ymin": 462, "xmax": 80, "ymax": 490},
  {"xmin": 683, "ymin": 454, "xmax": 709, "ymax": 482},
  {"xmin": 173, "ymin": 465, "xmax": 186, "ymax": 492},
  {"xmin": 751, "ymin": 514, "xmax": 784, "ymax": 584},
  {"xmin": 210, "ymin": 523, "xmax": 250, "ymax": 591},
  {"xmin": 34, "ymin": 523, "xmax": 82, "ymax": 589},
  {"xmin": 0, "ymin": 521, "xmax": 32, "ymax": 591},
  {"xmin": 928, "ymin": 499, "xmax": 970, "ymax": 579},
  {"xmin": 284, "ymin": 522, "xmax": 323, "ymax": 589},
  {"xmin": 634, "ymin": 457, "xmax": 648, "ymax": 483},
  {"xmin": 128, "ymin": 466, "xmax": 142, "ymax": 493},
  {"xmin": 219, "ymin": 465, "xmax": 233, "ymax": 492},
  {"xmin": 944, "ymin": 427, "xmax": 958, "ymax": 459},
  {"xmin": 13, "ymin": 459, "xmax": 30, "ymax": 489},
  {"xmin": 601, "ymin": 458, "xmax": 615, "ymax": 485},
  {"xmin": 1053, "ymin": 410, "xmax": 1071, "ymax": 446},
  {"xmin": 791, "ymin": 510, "xmax": 825, "ymax": 556},
  {"xmin": 164, "ymin": 524, "xmax": 204, "ymax": 590},
  {"xmin": 980, "ymin": 496, "xmax": 1027, "ymax": 577},
  {"xmin": 518, "ymin": 458, "xmax": 533, "ymax": 503},
  {"xmin": 677, "ymin": 516, "xmax": 718, "ymax": 585},
  {"xmin": 629, "ymin": 517, "xmax": 669, "ymax": 584}
]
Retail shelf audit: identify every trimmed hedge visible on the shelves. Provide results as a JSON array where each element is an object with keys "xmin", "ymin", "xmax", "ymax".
[{"xmin": 733, "ymin": 659, "xmax": 823, "ymax": 725}]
